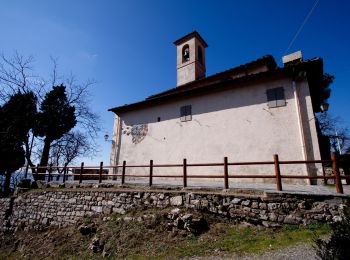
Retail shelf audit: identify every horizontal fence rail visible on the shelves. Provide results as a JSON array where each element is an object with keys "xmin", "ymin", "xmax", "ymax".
[{"xmin": 27, "ymin": 152, "xmax": 347, "ymax": 194}]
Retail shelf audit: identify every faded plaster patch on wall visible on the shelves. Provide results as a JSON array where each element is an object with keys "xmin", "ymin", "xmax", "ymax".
[
  {"xmin": 122, "ymin": 125, "xmax": 131, "ymax": 136},
  {"xmin": 130, "ymin": 124, "xmax": 148, "ymax": 144},
  {"xmin": 121, "ymin": 124, "xmax": 149, "ymax": 144}
]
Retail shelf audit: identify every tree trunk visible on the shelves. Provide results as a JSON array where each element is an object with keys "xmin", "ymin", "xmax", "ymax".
[
  {"xmin": 35, "ymin": 138, "xmax": 51, "ymax": 181},
  {"xmin": 24, "ymin": 134, "xmax": 35, "ymax": 168},
  {"xmin": 3, "ymin": 170, "xmax": 11, "ymax": 197}
]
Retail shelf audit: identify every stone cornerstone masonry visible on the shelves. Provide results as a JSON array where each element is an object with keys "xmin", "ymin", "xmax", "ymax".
[{"xmin": 0, "ymin": 188, "xmax": 348, "ymax": 233}]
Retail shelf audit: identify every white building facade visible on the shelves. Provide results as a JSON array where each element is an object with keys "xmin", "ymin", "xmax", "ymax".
[{"xmin": 109, "ymin": 32, "xmax": 325, "ymax": 184}]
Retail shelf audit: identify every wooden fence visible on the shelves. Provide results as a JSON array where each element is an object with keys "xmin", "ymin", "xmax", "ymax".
[{"xmin": 31, "ymin": 152, "xmax": 348, "ymax": 194}]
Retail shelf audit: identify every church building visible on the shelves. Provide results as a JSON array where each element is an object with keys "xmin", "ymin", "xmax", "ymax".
[{"xmin": 108, "ymin": 31, "xmax": 325, "ymax": 184}]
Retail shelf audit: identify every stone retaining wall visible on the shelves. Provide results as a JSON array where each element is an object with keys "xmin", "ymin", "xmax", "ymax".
[
  {"xmin": 0, "ymin": 188, "xmax": 348, "ymax": 233},
  {"xmin": 0, "ymin": 198, "xmax": 11, "ymax": 231}
]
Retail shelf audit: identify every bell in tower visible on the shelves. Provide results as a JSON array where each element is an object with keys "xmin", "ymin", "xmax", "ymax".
[{"xmin": 174, "ymin": 31, "xmax": 208, "ymax": 86}]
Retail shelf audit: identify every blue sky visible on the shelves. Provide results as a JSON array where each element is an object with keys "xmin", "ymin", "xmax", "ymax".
[{"xmin": 1, "ymin": 0, "xmax": 349, "ymax": 165}]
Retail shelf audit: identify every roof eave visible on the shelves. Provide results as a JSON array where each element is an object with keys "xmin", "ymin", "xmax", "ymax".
[
  {"xmin": 108, "ymin": 58, "xmax": 323, "ymax": 115},
  {"xmin": 173, "ymin": 31, "xmax": 208, "ymax": 47},
  {"xmin": 109, "ymin": 68, "xmax": 290, "ymax": 114}
]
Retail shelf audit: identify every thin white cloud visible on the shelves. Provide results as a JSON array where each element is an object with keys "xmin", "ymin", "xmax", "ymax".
[{"xmin": 78, "ymin": 51, "xmax": 98, "ymax": 62}]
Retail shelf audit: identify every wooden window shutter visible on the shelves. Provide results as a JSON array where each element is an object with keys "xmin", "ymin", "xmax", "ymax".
[
  {"xmin": 276, "ymin": 87, "xmax": 286, "ymax": 107},
  {"xmin": 185, "ymin": 105, "xmax": 192, "ymax": 121},
  {"xmin": 266, "ymin": 89, "xmax": 277, "ymax": 108}
]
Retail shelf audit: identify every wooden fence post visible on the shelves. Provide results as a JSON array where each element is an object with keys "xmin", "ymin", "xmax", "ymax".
[
  {"xmin": 149, "ymin": 160, "xmax": 153, "ymax": 187},
  {"xmin": 36, "ymin": 164, "xmax": 39, "ymax": 180},
  {"xmin": 224, "ymin": 157, "xmax": 229, "ymax": 189},
  {"xmin": 322, "ymin": 166, "xmax": 328, "ymax": 185},
  {"xmin": 121, "ymin": 160, "xmax": 126, "ymax": 185},
  {"xmin": 274, "ymin": 154, "xmax": 282, "ymax": 191},
  {"xmin": 79, "ymin": 162, "xmax": 84, "ymax": 184},
  {"xmin": 48, "ymin": 164, "xmax": 53, "ymax": 182},
  {"xmin": 183, "ymin": 158, "xmax": 187, "ymax": 188},
  {"xmin": 63, "ymin": 163, "xmax": 67, "ymax": 183},
  {"xmin": 99, "ymin": 161, "xmax": 103, "ymax": 184},
  {"xmin": 331, "ymin": 152, "xmax": 343, "ymax": 194}
]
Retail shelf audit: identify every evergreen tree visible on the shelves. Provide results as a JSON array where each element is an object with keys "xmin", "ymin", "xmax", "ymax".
[
  {"xmin": 33, "ymin": 85, "xmax": 76, "ymax": 180},
  {"xmin": 0, "ymin": 91, "xmax": 37, "ymax": 195}
]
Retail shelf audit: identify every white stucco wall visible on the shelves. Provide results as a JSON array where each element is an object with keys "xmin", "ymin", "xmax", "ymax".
[{"xmin": 111, "ymin": 76, "xmax": 322, "ymax": 184}]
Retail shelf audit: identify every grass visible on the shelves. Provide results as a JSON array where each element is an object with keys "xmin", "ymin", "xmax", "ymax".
[
  {"xmin": 168, "ymin": 223, "xmax": 330, "ymax": 258},
  {"xmin": 99, "ymin": 210, "xmax": 330, "ymax": 259},
  {"xmin": 0, "ymin": 209, "xmax": 331, "ymax": 259}
]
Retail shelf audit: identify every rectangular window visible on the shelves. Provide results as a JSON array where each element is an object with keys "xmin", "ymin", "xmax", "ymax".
[
  {"xmin": 180, "ymin": 105, "xmax": 192, "ymax": 122},
  {"xmin": 266, "ymin": 87, "xmax": 286, "ymax": 108}
]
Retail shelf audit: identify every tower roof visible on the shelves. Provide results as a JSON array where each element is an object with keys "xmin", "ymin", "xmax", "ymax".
[{"xmin": 173, "ymin": 31, "xmax": 208, "ymax": 47}]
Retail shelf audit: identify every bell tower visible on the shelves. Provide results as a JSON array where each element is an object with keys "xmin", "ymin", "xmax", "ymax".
[{"xmin": 174, "ymin": 31, "xmax": 208, "ymax": 86}]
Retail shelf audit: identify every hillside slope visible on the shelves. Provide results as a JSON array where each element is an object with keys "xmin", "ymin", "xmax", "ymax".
[{"xmin": 0, "ymin": 207, "xmax": 330, "ymax": 259}]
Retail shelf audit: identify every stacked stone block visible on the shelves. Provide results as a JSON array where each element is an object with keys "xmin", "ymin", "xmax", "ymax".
[{"xmin": 0, "ymin": 189, "xmax": 348, "ymax": 233}]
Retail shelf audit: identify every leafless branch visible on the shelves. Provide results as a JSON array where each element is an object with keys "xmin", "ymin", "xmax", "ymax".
[
  {"xmin": 1, "ymin": 51, "xmax": 101, "ymax": 167},
  {"xmin": 317, "ymin": 112, "xmax": 350, "ymax": 153}
]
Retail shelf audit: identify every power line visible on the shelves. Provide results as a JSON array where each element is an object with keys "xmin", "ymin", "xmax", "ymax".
[{"xmin": 284, "ymin": 0, "xmax": 320, "ymax": 54}]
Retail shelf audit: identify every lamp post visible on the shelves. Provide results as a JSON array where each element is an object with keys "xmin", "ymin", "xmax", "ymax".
[
  {"xmin": 334, "ymin": 127, "xmax": 342, "ymax": 155},
  {"xmin": 320, "ymin": 102, "xmax": 342, "ymax": 154},
  {"xmin": 104, "ymin": 133, "xmax": 117, "ymax": 178}
]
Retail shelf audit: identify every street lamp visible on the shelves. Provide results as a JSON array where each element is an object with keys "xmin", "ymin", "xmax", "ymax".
[
  {"xmin": 104, "ymin": 133, "xmax": 114, "ymax": 144},
  {"xmin": 104, "ymin": 133, "xmax": 117, "ymax": 178}
]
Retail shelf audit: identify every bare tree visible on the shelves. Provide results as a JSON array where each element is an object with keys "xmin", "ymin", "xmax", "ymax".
[
  {"xmin": 0, "ymin": 52, "xmax": 101, "ymax": 178},
  {"xmin": 49, "ymin": 131, "xmax": 97, "ymax": 168},
  {"xmin": 0, "ymin": 52, "xmax": 47, "ymax": 101},
  {"xmin": 317, "ymin": 112, "xmax": 350, "ymax": 154}
]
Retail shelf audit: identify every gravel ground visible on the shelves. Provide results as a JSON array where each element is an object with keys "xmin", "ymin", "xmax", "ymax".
[
  {"xmin": 241, "ymin": 243, "xmax": 317, "ymax": 260},
  {"xmin": 186, "ymin": 243, "xmax": 317, "ymax": 260}
]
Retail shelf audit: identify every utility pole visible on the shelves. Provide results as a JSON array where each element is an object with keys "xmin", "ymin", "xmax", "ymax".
[{"xmin": 335, "ymin": 127, "xmax": 342, "ymax": 155}]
